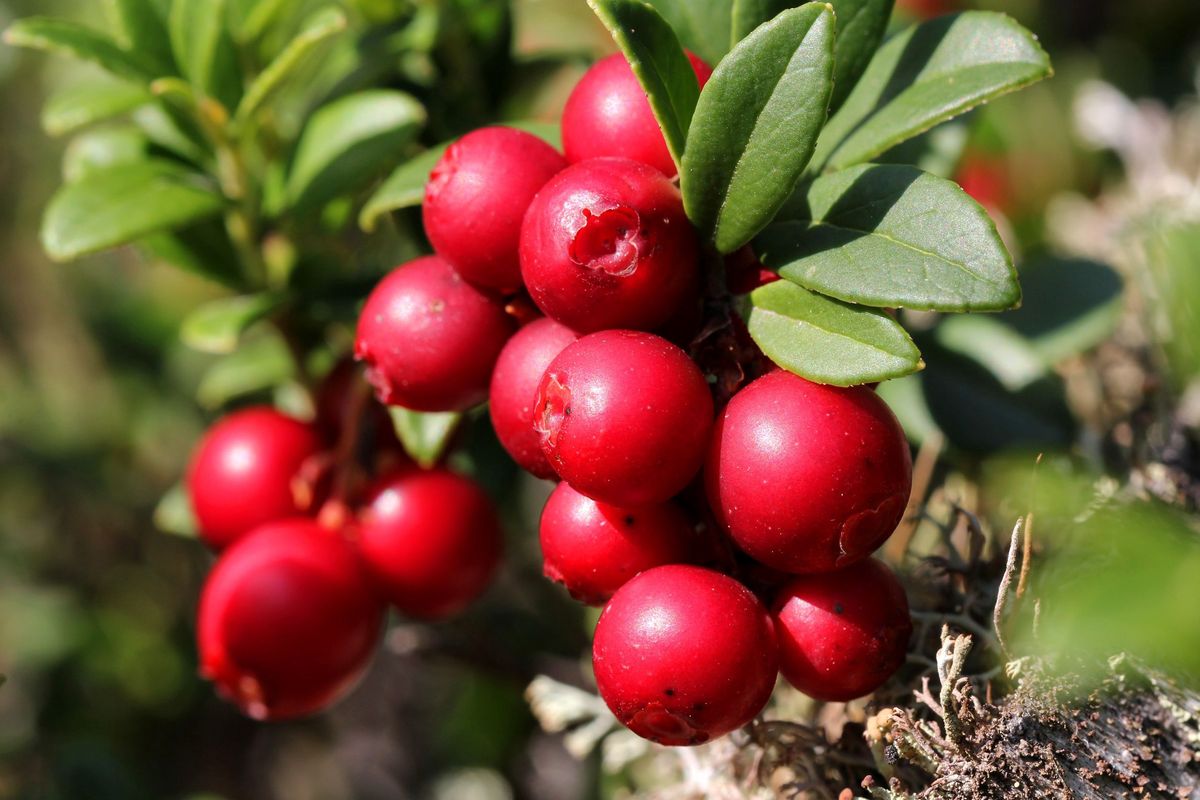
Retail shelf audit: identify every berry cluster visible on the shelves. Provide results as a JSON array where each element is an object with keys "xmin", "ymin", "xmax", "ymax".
[{"xmin": 351, "ymin": 52, "xmax": 916, "ymax": 745}]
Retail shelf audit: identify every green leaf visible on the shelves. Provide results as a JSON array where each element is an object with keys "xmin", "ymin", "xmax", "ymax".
[
  {"xmin": 42, "ymin": 80, "xmax": 151, "ymax": 137},
  {"xmin": 826, "ymin": 0, "xmax": 893, "ymax": 111},
  {"xmin": 62, "ymin": 126, "xmax": 149, "ymax": 183},
  {"xmin": 758, "ymin": 163, "xmax": 1018, "ymax": 311},
  {"xmin": 41, "ymin": 160, "xmax": 225, "ymax": 261},
  {"xmin": 287, "ymin": 89, "xmax": 426, "ymax": 213},
  {"xmin": 132, "ymin": 104, "xmax": 212, "ymax": 165},
  {"xmin": 3, "ymin": 17, "xmax": 157, "ymax": 82},
  {"xmin": 681, "ymin": 3, "xmax": 835, "ymax": 254},
  {"xmin": 169, "ymin": 0, "xmax": 243, "ymax": 110},
  {"xmin": 745, "ymin": 279, "xmax": 922, "ymax": 385},
  {"xmin": 153, "ymin": 483, "xmax": 198, "ymax": 538},
  {"xmin": 389, "ymin": 407, "xmax": 462, "ymax": 469},
  {"xmin": 642, "ymin": 0, "xmax": 733, "ymax": 66},
  {"xmin": 230, "ymin": 0, "xmax": 292, "ymax": 42},
  {"xmin": 196, "ymin": 334, "xmax": 294, "ymax": 408},
  {"xmin": 359, "ymin": 121, "xmax": 562, "ymax": 232},
  {"xmin": 233, "ymin": 7, "xmax": 348, "ymax": 126},
  {"xmin": 812, "ymin": 12, "xmax": 1052, "ymax": 172},
  {"xmin": 104, "ymin": 0, "xmax": 175, "ymax": 74},
  {"xmin": 140, "ymin": 219, "xmax": 243, "ymax": 287},
  {"xmin": 180, "ymin": 293, "xmax": 284, "ymax": 354}
]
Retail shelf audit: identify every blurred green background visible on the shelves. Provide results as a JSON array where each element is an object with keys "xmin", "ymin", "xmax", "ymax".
[{"xmin": 1, "ymin": 0, "xmax": 1199, "ymax": 798}]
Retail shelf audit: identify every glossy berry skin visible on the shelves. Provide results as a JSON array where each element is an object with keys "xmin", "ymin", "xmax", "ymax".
[
  {"xmin": 772, "ymin": 558, "xmax": 912, "ymax": 701},
  {"xmin": 424, "ymin": 127, "xmax": 568, "ymax": 291},
  {"xmin": 706, "ymin": 371, "xmax": 912, "ymax": 574},
  {"xmin": 356, "ymin": 468, "xmax": 503, "ymax": 620},
  {"xmin": 534, "ymin": 330, "xmax": 713, "ymax": 506},
  {"xmin": 539, "ymin": 482, "xmax": 695, "ymax": 605},
  {"xmin": 355, "ymin": 256, "xmax": 516, "ymax": 412},
  {"xmin": 187, "ymin": 407, "xmax": 322, "ymax": 551},
  {"xmin": 592, "ymin": 565, "xmax": 778, "ymax": 746},
  {"xmin": 489, "ymin": 318, "xmax": 579, "ymax": 478},
  {"xmin": 562, "ymin": 52, "xmax": 712, "ymax": 177},
  {"xmin": 197, "ymin": 518, "xmax": 384, "ymax": 720},
  {"xmin": 520, "ymin": 158, "xmax": 699, "ymax": 333}
]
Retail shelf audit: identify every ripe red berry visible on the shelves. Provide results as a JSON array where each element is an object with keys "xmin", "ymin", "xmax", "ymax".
[
  {"xmin": 355, "ymin": 255, "xmax": 516, "ymax": 411},
  {"xmin": 539, "ymin": 482, "xmax": 695, "ymax": 605},
  {"xmin": 197, "ymin": 518, "xmax": 384, "ymax": 720},
  {"xmin": 519, "ymin": 158, "xmax": 699, "ymax": 333},
  {"xmin": 489, "ymin": 317, "xmax": 579, "ymax": 478},
  {"xmin": 706, "ymin": 371, "xmax": 912, "ymax": 574},
  {"xmin": 592, "ymin": 565, "xmax": 778, "ymax": 745},
  {"xmin": 356, "ymin": 468, "xmax": 503, "ymax": 620},
  {"xmin": 562, "ymin": 52, "xmax": 713, "ymax": 178},
  {"xmin": 187, "ymin": 407, "xmax": 322, "ymax": 551},
  {"xmin": 534, "ymin": 330, "xmax": 713, "ymax": 506},
  {"xmin": 772, "ymin": 558, "xmax": 912, "ymax": 701},
  {"xmin": 424, "ymin": 127, "xmax": 568, "ymax": 291}
]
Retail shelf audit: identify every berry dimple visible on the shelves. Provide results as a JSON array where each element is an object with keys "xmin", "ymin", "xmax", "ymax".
[
  {"xmin": 533, "ymin": 372, "xmax": 571, "ymax": 452},
  {"xmin": 628, "ymin": 703, "xmax": 709, "ymax": 746},
  {"xmin": 570, "ymin": 207, "xmax": 641, "ymax": 276}
]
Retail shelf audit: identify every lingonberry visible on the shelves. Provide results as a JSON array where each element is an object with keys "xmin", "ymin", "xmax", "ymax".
[
  {"xmin": 534, "ymin": 330, "xmax": 713, "ymax": 506},
  {"xmin": 356, "ymin": 468, "xmax": 503, "ymax": 620},
  {"xmin": 705, "ymin": 371, "xmax": 912, "ymax": 574},
  {"xmin": 197, "ymin": 518, "xmax": 384, "ymax": 720},
  {"xmin": 424, "ymin": 127, "xmax": 568, "ymax": 291},
  {"xmin": 724, "ymin": 245, "xmax": 779, "ymax": 295},
  {"xmin": 539, "ymin": 482, "xmax": 695, "ymax": 605},
  {"xmin": 592, "ymin": 565, "xmax": 778, "ymax": 745},
  {"xmin": 187, "ymin": 407, "xmax": 322, "ymax": 551},
  {"xmin": 489, "ymin": 317, "xmax": 579, "ymax": 478},
  {"xmin": 355, "ymin": 255, "xmax": 516, "ymax": 411},
  {"xmin": 772, "ymin": 558, "xmax": 912, "ymax": 701},
  {"xmin": 519, "ymin": 158, "xmax": 699, "ymax": 333},
  {"xmin": 562, "ymin": 52, "xmax": 713, "ymax": 177}
]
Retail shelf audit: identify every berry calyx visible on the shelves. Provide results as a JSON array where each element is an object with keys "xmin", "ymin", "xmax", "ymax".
[
  {"xmin": 197, "ymin": 518, "xmax": 384, "ymax": 720},
  {"xmin": 592, "ymin": 565, "xmax": 778, "ymax": 745},
  {"xmin": 424, "ymin": 126, "xmax": 568, "ymax": 291},
  {"xmin": 772, "ymin": 558, "xmax": 912, "ymax": 701},
  {"xmin": 356, "ymin": 468, "xmax": 503, "ymax": 620},
  {"xmin": 355, "ymin": 255, "xmax": 516, "ymax": 412},
  {"xmin": 489, "ymin": 317, "xmax": 579, "ymax": 478},
  {"xmin": 187, "ymin": 406, "xmax": 322, "ymax": 551},
  {"xmin": 534, "ymin": 330, "xmax": 713, "ymax": 506},
  {"xmin": 520, "ymin": 158, "xmax": 699, "ymax": 333},
  {"xmin": 706, "ymin": 371, "xmax": 912, "ymax": 574},
  {"xmin": 562, "ymin": 52, "xmax": 712, "ymax": 178},
  {"xmin": 539, "ymin": 482, "xmax": 696, "ymax": 605}
]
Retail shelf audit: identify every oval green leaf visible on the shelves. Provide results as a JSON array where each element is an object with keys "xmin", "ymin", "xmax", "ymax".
[
  {"xmin": 42, "ymin": 160, "xmax": 225, "ymax": 261},
  {"xmin": 153, "ymin": 483, "xmax": 198, "ymax": 538},
  {"xmin": 812, "ymin": 11, "xmax": 1052, "ymax": 172},
  {"xmin": 4, "ymin": 17, "xmax": 157, "ymax": 82},
  {"xmin": 825, "ymin": 0, "xmax": 893, "ymax": 111},
  {"xmin": 746, "ymin": 279, "xmax": 922, "ymax": 385},
  {"xmin": 757, "ymin": 163, "xmax": 1018, "ymax": 311},
  {"xmin": 42, "ymin": 80, "xmax": 151, "ymax": 137},
  {"xmin": 180, "ymin": 293, "xmax": 285, "ymax": 354},
  {"xmin": 196, "ymin": 334, "xmax": 294, "ymax": 408},
  {"xmin": 62, "ymin": 126, "xmax": 150, "ymax": 183},
  {"xmin": 681, "ymin": 3, "xmax": 835, "ymax": 254},
  {"xmin": 642, "ymin": 0, "xmax": 734, "ymax": 66},
  {"xmin": 169, "ymin": 0, "xmax": 243, "ymax": 110},
  {"xmin": 389, "ymin": 407, "xmax": 463, "ymax": 469}
]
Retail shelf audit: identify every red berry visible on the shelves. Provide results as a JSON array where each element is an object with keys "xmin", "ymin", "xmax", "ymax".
[
  {"xmin": 562, "ymin": 52, "xmax": 712, "ymax": 177},
  {"xmin": 424, "ymin": 127, "xmax": 568, "ymax": 291},
  {"xmin": 187, "ymin": 407, "xmax": 322, "ymax": 551},
  {"xmin": 592, "ymin": 565, "xmax": 778, "ymax": 745},
  {"xmin": 772, "ymin": 558, "xmax": 912, "ymax": 701},
  {"xmin": 724, "ymin": 245, "xmax": 779, "ymax": 295},
  {"xmin": 519, "ymin": 158, "xmax": 699, "ymax": 333},
  {"xmin": 488, "ymin": 317, "xmax": 579, "ymax": 478},
  {"xmin": 956, "ymin": 153, "xmax": 1011, "ymax": 214},
  {"xmin": 356, "ymin": 468, "xmax": 503, "ymax": 620},
  {"xmin": 197, "ymin": 518, "xmax": 383, "ymax": 720},
  {"xmin": 705, "ymin": 371, "xmax": 912, "ymax": 574},
  {"xmin": 534, "ymin": 330, "xmax": 713, "ymax": 506},
  {"xmin": 355, "ymin": 255, "xmax": 516, "ymax": 411},
  {"xmin": 539, "ymin": 482, "xmax": 696, "ymax": 605}
]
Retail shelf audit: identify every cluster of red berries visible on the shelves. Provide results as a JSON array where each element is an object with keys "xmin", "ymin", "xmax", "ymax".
[{"xmin": 350, "ymin": 51, "xmax": 916, "ymax": 746}]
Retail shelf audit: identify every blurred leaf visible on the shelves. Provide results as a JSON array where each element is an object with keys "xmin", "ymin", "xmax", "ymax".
[
  {"xmin": 389, "ymin": 407, "xmax": 462, "ymax": 468},
  {"xmin": 1003, "ymin": 256, "xmax": 1123, "ymax": 365},
  {"xmin": 197, "ymin": 335, "xmax": 294, "ymax": 408},
  {"xmin": 642, "ymin": 0, "xmax": 733, "ymax": 66},
  {"xmin": 1144, "ymin": 224, "xmax": 1200, "ymax": 388},
  {"xmin": 758, "ymin": 164, "xmax": 1019, "ymax": 311},
  {"xmin": 826, "ymin": 0, "xmax": 894, "ymax": 111},
  {"xmin": 812, "ymin": 12, "xmax": 1052, "ymax": 172},
  {"xmin": 42, "ymin": 80, "xmax": 151, "ymax": 137},
  {"xmin": 169, "ymin": 0, "xmax": 243, "ymax": 110},
  {"xmin": 588, "ymin": 0, "xmax": 699, "ymax": 170},
  {"xmin": 934, "ymin": 315, "xmax": 1047, "ymax": 391},
  {"xmin": 104, "ymin": 0, "xmax": 175, "ymax": 74},
  {"xmin": 682, "ymin": 3, "xmax": 834, "ymax": 253},
  {"xmin": 153, "ymin": 483, "xmax": 197, "ymax": 538},
  {"xmin": 3, "ymin": 17, "xmax": 157, "ymax": 82},
  {"xmin": 62, "ymin": 126, "xmax": 150, "ymax": 183},
  {"xmin": 42, "ymin": 160, "xmax": 225, "ymax": 261},
  {"xmin": 180, "ymin": 293, "xmax": 284, "ymax": 354},
  {"xmin": 872, "ymin": 373, "xmax": 940, "ymax": 445},
  {"xmin": 229, "ymin": 0, "xmax": 291, "ymax": 42},
  {"xmin": 140, "ymin": 219, "xmax": 244, "ymax": 287},
  {"xmin": 287, "ymin": 89, "xmax": 426, "ymax": 213},
  {"xmin": 746, "ymin": 280, "xmax": 922, "ymax": 385},
  {"xmin": 359, "ymin": 121, "xmax": 561, "ymax": 231},
  {"xmin": 233, "ymin": 7, "xmax": 348, "ymax": 125},
  {"xmin": 132, "ymin": 104, "xmax": 211, "ymax": 165}
]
